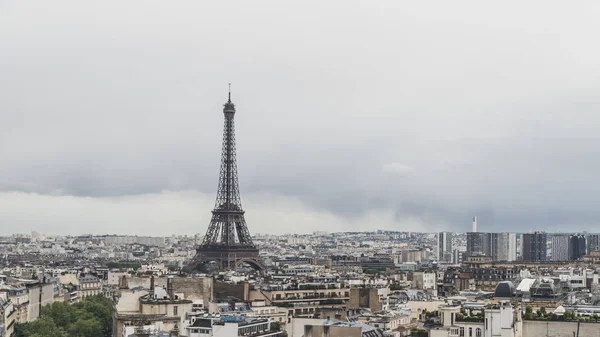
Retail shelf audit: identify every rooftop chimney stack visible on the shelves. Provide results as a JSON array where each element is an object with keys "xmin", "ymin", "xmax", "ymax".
[
  {"xmin": 167, "ymin": 276, "xmax": 174, "ymax": 299},
  {"xmin": 150, "ymin": 275, "xmax": 155, "ymax": 298}
]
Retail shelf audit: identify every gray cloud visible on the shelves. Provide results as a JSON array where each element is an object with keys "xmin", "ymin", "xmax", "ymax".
[{"xmin": 2, "ymin": 1, "xmax": 600, "ymax": 235}]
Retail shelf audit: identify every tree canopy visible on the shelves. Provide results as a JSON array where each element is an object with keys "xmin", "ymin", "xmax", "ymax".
[{"xmin": 15, "ymin": 295, "xmax": 114, "ymax": 337}]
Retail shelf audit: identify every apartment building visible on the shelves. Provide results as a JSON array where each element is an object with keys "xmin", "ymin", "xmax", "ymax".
[{"xmin": 78, "ymin": 275, "xmax": 102, "ymax": 299}]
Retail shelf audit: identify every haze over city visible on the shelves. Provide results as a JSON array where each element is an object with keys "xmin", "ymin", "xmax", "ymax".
[{"xmin": 2, "ymin": 1, "xmax": 600, "ymax": 235}]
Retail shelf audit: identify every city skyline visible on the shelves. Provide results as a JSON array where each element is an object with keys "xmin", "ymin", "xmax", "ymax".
[
  {"xmin": 6, "ymin": 229, "xmax": 600, "ymax": 238},
  {"xmin": 4, "ymin": 3, "xmax": 600, "ymax": 337},
  {"xmin": 3, "ymin": 1, "xmax": 600, "ymax": 235}
]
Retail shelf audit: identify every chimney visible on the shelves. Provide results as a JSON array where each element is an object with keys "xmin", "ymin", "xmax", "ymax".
[
  {"xmin": 167, "ymin": 276, "xmax": 174, "ymax": 299},
  {"xmin": 150, "ymin": 275, "xmax": 155, "ymax": 298},
  {"xmin": 119, "ymin": 275, "xmax": 129, "ymax": 289},
  {"xmin": 170, "ymin": 324, "xmax": 179, "ymax": 337},
  {"xmin": 472, "ymin": 216, "xmax": 477, "ymax": 232}
]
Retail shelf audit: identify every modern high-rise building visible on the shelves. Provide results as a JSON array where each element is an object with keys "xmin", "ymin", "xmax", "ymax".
[
  {"xmin": 466, "ymin": 232, "xmax": 516, "ymax": 261},
  {"xmin": 551, "ymin": 234, "xmax": 570, "ymax": 261},
  {"xmin": 569, "ymin": 234, "xmax": 586, "ymax": 261},
  {"xmin": 437, "ymin": 232, "xmax": 453, "ymax": 263},
  {"xmin": 491, "ymin": 233, "xmax": 517, "ymax": 261},
  {"xmin": 587, "ymin": 234, "xmax": 600, "ymax": 253},
  {"xmin": 452, "ymin": 249, "xmax": 466, "ymax": 265},
  {"xmin": 466, "ymin": 232, "xmax": 491, "ymax": 257},
  {"xmin": 521, "ymin": 232, "xmax": 547, "ymax": 261}
]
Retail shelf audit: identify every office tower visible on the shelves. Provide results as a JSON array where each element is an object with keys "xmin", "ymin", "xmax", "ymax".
[
  {"xmin": 569, "ymin": 234, "xmax": 586, "ymax": 261},
  {"xmin": 522, "ymin": 232, "xmax": 547, "ymax": 261},
  {"xmin": 587, "ymin": 234, "xmax": 600, "ymax": 252},
  {"xmin": 452, "ymin": 249, "xmax": 465, "ymax": 264},
  {"xmin": 506, "ymin": 233, "xmax": 517, "ymax": 261},
  {"xmin": 491, "ymin": 233, "xmax": 517, "ymax": 261},
  {"xmin": 472, "ymin": 216, "xmax": 478, "ymax": 232},
  {"xmin": 467, "ymin": 232, "xmax": 492, "ymax": 257},
  {"xmin": 551, "ymin": 234, "xmax": 570, "ymax": 261},
  {"xmin": 437, "ymin": 232, "xmax": 453, "ymax": 263}
]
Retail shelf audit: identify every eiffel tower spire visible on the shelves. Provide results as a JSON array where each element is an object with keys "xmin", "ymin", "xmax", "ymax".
[{"xmin": 186, "ymin": 88, "xmax": 264, "ymax": 272}]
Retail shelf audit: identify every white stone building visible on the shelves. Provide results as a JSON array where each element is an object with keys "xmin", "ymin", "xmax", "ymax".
[{"xmin": 429, "ymin": 301, "xmax": 522, "ymax": 337}]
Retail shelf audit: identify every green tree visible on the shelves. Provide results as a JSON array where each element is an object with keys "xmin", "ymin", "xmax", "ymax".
[
  {"xmin": 67, "ymin": 318, "xmax": 104, "ymax": 337},
  {"xmin": 524, "ymin": 305, "xmax": 533, "ymax": 320},
  {"xmin": 42, "ymin": 301, "xmax": 77, "ymax": 328},
  {"xmin": 16, "ymin": 317, "xmax": 63, "ymax": 337},
  {"xmin": 84, "ymin": 295, "xmax": 115, "ymax": 335},
  {"xmin": 410, "ymin": 328, "xmax": 429, "ymax": 337},
  {"xmin": 272, "ymin": 321, "xmax": 282, "ymax": 331},
  {"xmin": 75, "ymin": 295, "xmax": 113, "ymax": 334},
  {"xmin": 19, "ymin": 294, "xmax": 114, "ymax": 337}
]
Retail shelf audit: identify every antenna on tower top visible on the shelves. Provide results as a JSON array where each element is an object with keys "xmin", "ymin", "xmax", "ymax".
[{"xmin": 228, "ymin": 83, "xmax": 231, "ymax": 102}]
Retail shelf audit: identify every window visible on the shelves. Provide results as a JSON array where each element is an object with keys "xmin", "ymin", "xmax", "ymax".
[
  {"xmin": 173, "ymin": 306, "xmax": 178, "ymax": 315},
  {"xmin": 485, "ymin": 318, "xmax": 488, "ymax": 330},
  {"xmin": 476, "ymin": 328, "xmax": 482, "ymax": 337},
  {"xmin": 469, "ymin": 327, "xmax": 472, "ymax": 337}
]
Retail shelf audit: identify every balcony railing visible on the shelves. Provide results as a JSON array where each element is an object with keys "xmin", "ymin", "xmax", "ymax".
[
  {"xmin": 455, "ymin": 315, "xmax": 484, "ymax": 323},
  {"xmin": 274, "ymin": 295, "xmax": 349, "ymax": 302}
]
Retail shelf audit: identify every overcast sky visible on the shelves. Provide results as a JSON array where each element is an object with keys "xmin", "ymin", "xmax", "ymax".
[{"xmin": 2, "ymin": 1, "xmax": 600, "ymax": 236}]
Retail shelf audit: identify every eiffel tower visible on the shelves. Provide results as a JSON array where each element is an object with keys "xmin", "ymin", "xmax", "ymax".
[{"xmin": 186, "ymin": 88, "xmax": 265, "ymax": 272}]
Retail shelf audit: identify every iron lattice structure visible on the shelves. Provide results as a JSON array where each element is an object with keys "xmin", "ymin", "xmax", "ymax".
[{"xmin": 186, "ymin": 92, "xmax": 265, "ymax": 272}]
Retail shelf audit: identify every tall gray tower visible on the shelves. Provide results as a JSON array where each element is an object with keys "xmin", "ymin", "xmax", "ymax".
[
  {"xmin": 437, "ymin": 232, "xmax": 453, "ymax": 263},
  {"xmin": 186, "ymin": 90, "xmax": 264, "ymax": 272}
]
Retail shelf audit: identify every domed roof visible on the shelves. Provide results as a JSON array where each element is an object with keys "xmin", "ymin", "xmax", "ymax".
[{"xmin": 494, "ymin": 281, "xmax": 516, "ymax": 298}]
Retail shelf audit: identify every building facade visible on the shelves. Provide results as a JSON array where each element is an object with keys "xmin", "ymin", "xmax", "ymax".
[
  {"xmin": 587, "ymin": 234, "xmax": 600, "ymax": 252},
  {"xmin": 491, "ymin": 233, "xmax": 517, "ymax": 262},
  {"xmin": 466, "ymin": 232, "xmax": 492, "ymax": 260},
  {"xmin": 466, "ymin": 233, "xmax": 517, "ymax": 262},
  {"xmin": 187, "ymin": 316, "xmax": 283, "ymax": 337},
  {"xmin": 78, "ymin": 275, "xmax": 102, "ymax": 299},
  {"xmin": 113, "ymin": 276, "xmax": 213, "ymax": 337},
  {"xmin": 103, "ymin": 235, "xmax": 166, "ymax": 247},
  {"xmin": 521, "ymin": 232, "xmax": 547, "ymax": 262},
  {"xmin": 568, "ymin": 234, "xmax": 586, "ymax": 261},
  {"xmin": 551, "ymin": 234, "xmax": 569, "ymax": 261},
  {"xmin": 27, "ymin": 283, "xmax": 55, "ymax": 322},
  {"xmin": 429, "ymin": 301, "xmax": 522, "ymax": 337},
  {"xmin": 412, "ymin": 272, "xmax": 437, "ymax": 293},
  {"xmin": 438, "ymin": 232, "xmax": 453, "ymax": 263},
  {"xmin": 0, "ymin": 294, "xmax": 15, "ymax": 337}
]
